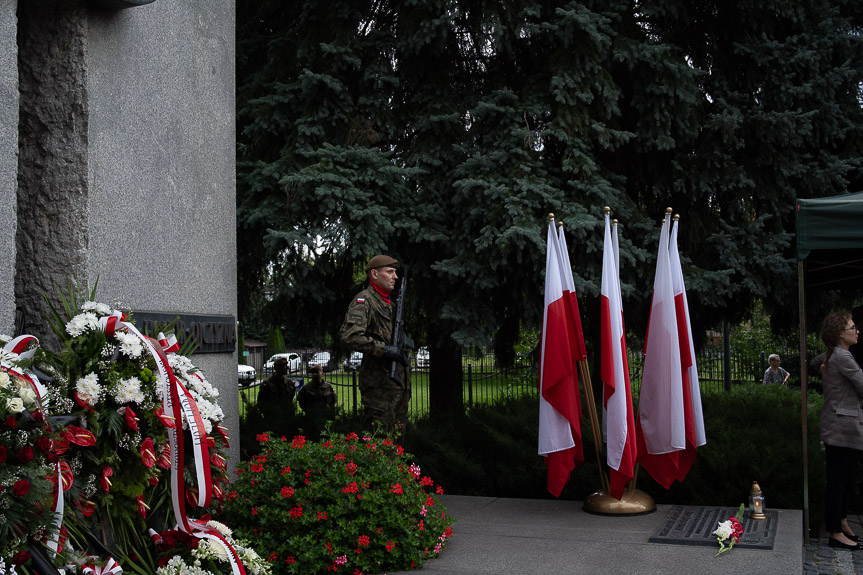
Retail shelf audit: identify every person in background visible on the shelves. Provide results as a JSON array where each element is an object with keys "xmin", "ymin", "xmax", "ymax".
[
  {"xmin": 257, "ymin": 356, "xmax": 295, "ymax": 417},
  {"xmin": 297, "ymin": 364, "xmax": 336, "ymax": 421},
  {"xmin": 763, "ymin": 354, "xmax": 790, "ymax": 385},
  {"xmin": 818, "ymin": 311, "xmax": 863, "ymax": 550}
]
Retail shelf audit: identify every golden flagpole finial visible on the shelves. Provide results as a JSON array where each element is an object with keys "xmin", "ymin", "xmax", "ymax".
[
  {"xmin": 603, "ymin": 206, "xmax": 611, "ymax": 215},
  {"xmin": 557, "ymin": 221, "xmax": 564, "ymax": 229},
  {"xmin": 547, "ymin": 213, "xmax": 555, "ymax": 221},
  {"xmin": 613, "ymin": 218, "xmax": 619, "ymax": 226},
  {"xmin": 673, "ymin": 213, "xmax": 680, "ymax": 222},
  {"xmin": 665, "ymin": 207, "xmax": 673, "ymax": 215}
]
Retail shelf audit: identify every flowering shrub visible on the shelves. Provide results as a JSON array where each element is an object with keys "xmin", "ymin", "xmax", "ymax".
[
  {"xmin": 223, "ymin": 430, "xmax": 455, "ymax": 574},
  {"xmin": 0, "ymin": 336, "xmax": 61, "ymax": 562},
  {"xmin": 713, "ymin": 504, "xmax": 745, "ymax": 557}
]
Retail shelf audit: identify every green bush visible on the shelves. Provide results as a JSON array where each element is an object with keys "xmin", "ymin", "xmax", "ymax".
[{"xmin": 224, "ymin": 430, "xmax": 454, "ymax": 575}]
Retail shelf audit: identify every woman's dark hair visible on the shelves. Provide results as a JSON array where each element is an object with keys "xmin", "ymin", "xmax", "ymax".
[{"xmin": 820, "ymin": 311, "xmax": 852, "ymax": 369}]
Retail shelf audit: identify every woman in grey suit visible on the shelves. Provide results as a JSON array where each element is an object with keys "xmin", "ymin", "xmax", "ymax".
[{"xmin": 819, "ymin": 311, "xmax": 863, "ymax": 550}]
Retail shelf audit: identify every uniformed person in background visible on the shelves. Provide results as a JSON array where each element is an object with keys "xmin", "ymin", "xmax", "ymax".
[
  {"xmin": 339, "ymin": 254, "xmax": 410, "ymax": 433},
  {"xmin": 297, "ymin": 364, "xmax": 337, "ymax": 421}
]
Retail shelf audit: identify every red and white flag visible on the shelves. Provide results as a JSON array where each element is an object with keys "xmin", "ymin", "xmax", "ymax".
[
  {"xmin": 669, "ymin": 217, "xmax": 706, "ymax": 481},
  {"xmin": 556, "ymin": 224, "xmax": 586, "ymax": 471},
  {"xmin": 636, "ymin": 212, "xmax": 685, "ymax": 489},
  {"xmin": 538, "ymin": 217, "xmax": 582, "ymax": 497},
  {"xmin": 600, "ymin": 211, "xmax": 637, "ymax": 500}
]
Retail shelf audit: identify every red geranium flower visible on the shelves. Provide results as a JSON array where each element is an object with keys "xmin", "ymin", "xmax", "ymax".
[{"xmin": 13, "ymin": 479, "xmax": 31, "ymax": 497}]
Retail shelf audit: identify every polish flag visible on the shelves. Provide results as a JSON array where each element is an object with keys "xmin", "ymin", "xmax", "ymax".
[
  {"xmin": 556, "ymin": 224, "xmax": 585, "ymax": 470},
  {"xmin": 669, "ymin": 217, "xmax": 706, "ymax": 481},
  {"xmin": 636, "ymin": 212, "xmax": 685, "ymax": 489},
  {"xmin": 538, "ymin": 218, "xmax": 582, "ymax": 497},
  {"xmin": 600, "ymin": 211, "xmax": 636, "ymax": 500}
]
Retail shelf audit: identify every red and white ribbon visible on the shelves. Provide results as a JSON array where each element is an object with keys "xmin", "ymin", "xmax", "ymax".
[{"xmin": 82, "ymin": 557, "xmax": 123, "ymax": 575}]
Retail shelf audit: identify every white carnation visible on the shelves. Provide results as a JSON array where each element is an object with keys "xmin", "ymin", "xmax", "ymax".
[
  {"xmin": 713, "ymin": 520, "xmax": 733, "ymax": 541},
  {"xmin": 205, "ymin": 520, "xmax": 233, "ymax": 538},
  {"xmin": 66, "ymin": 312, "xmax": 99, "ymax": 337},
  {"xmin": 115, "ymin": 331, "xmax": 143, "ymax": 359},
  {"xmin": 113, "ymin": 376, "xmax": 145, "ymax": 404},
  {"xmin": 75, "ymin": 372, "xmax": 102, "ymax": 406},
  {"xmin": 81, "ymin": 301, "xmax": 112, "ymax": 315}
]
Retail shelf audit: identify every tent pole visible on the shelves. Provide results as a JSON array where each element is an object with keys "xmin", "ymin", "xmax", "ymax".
[{"xmin": 799, "ymin": 259, "xmax": 810, "ymax": 544}]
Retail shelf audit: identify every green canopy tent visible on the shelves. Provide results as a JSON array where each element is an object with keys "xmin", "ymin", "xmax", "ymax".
[{"xmin": 796, "ymin": 190, "xmax": 863, "ymax": 542}]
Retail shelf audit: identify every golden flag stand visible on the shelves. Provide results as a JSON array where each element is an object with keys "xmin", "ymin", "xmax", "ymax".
[{"xmin": 558, "ymin": 215, "xmax": 654, "ymax": 515}]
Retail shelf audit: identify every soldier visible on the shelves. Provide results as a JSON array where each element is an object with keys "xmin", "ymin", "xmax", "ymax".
[
  {"xmin": 297, "ymin": 364, "xmax": 337, "ymax": 421},
  {"xmin": 339, "ymin": 254, "xmax": 410, "ymax": 433},
  {"xmin": 257, "ymin": 356, "xmax": 295, "ymax": 418}
]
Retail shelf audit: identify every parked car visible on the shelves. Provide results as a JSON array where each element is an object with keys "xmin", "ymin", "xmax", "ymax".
[
  {"xmin": 416, "ymin": 347, "xmax": 430, "ymax": 368},
  {"xmin": 343, "ymin": 351, "xmax": 363, "ymax": 371},
  {"xmin": 237, "ymin": 364, "xmax": 256, "ymax": 386},
  {"xmin": 264, "ymin": 352, "xmax": 302, "ymax": 374},
  {"xmin": 310, "ymin": 351, "xmax": 335, "ymax": 372}
]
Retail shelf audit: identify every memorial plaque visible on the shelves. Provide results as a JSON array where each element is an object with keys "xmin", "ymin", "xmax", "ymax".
[
  {"xmin": 649, "ymin": 505, "xmax": 777, "ymax": 549},
  {"xmin": 132, "ymin": 311, "xmax": 236, "ymax": 354}
]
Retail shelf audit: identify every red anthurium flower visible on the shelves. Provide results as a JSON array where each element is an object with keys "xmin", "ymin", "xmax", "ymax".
[
  {"xmin": 100, "ymin": 466, "xmax": 113, "ymax": 493},
  {"xmin": 185, "ymin": 487, "xmax": 199, "ymax": 508},
  {"xmin": 124, "ymin": 406, "xmax": 139, "ymax": 431},
  {"xmin": 156, "ymin": 443, "xmax": 171, "ymax": 469},
  {"xmin": 149, "ymin": 475, "xmax": 159, "ymax": 486},
  {"xmin": 153, "ymin": 407, "xmax": 176, "ymax": 429},
  {"xmin": 213, "ymin": 425, "xmax": 230, "ymax": 448},
  {"xmin": 74, "ymin": 499, "xmax": 96, "ymax": 517},
  {"xmin": 73, "ymin": 392, "xmax": 96, "ymax": 413},
  {"xmin": 213, "ymin": 483, "xmax": 223, "ymax": 500},
  {"xmin": 140, "ymin": 438, "xmax": 156, "ymax": 468},
  {"xmin": 136, "ymin": 494, "xmax": 149, "ymax": 518},
  {"xmin": 205, "ymin": 435, "xmax": 215, "ymax": 447},
  {"xmin": 210, "ymin": 452, "xmax": 226, "ymax": 469},
  {"xmin": 63, "ymin": 426, "xmax": 96, "ymax": 446},
  {"xmin": 53, "ymin": 435, "xmax": 70, "ymax": 455},
  {"xmin": 60, "ymin": 461, "xmax": 73, "ymax": 491}
]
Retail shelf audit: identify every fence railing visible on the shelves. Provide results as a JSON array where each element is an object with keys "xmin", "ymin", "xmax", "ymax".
[{"xmin": 239, "ymin": 345, "xmax": 804, "ymax": 420}]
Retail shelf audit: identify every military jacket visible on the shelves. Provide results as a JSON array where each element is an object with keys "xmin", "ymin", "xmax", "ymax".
[{"xmin": 339, "ymin": 284, "xmax": 405, "ymax": 390}]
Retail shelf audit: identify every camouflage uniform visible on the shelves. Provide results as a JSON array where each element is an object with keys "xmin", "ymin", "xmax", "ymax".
[
  {"xmin": 339, "ymin": 284, "xmax": 410, "ymax": 432},
  {"xmin": 297, "ymin": 379, "xmax": 337, "ymax": 418}
]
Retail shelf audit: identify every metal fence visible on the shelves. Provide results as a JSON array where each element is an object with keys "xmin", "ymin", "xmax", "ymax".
[{"xmin": 239, "ymin": 345, "xmax": 803, "ymax": 420}]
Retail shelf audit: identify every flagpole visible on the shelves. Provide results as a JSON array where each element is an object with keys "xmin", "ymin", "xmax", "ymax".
[
  {"xmin": 575, "ymin": 356, "xmax": 609, "ymax": 494},
  {"xmin": 583, "ymin": 207, "xmax": 654, "ymax": 516}
]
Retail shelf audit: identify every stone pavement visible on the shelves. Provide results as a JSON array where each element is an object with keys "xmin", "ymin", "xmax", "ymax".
[
  {"xmin": 805, "ymin": 513, "xmax": 863, "ymax": 574},
  {"xmin": 392, "ymin": 495, "xmax": 804, "ymax": 575}
]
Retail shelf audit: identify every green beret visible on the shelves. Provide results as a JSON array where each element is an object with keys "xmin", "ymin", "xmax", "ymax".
[{"xmin": 365, "ymin": 254, "xmax": 399, "ymax": 271}]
